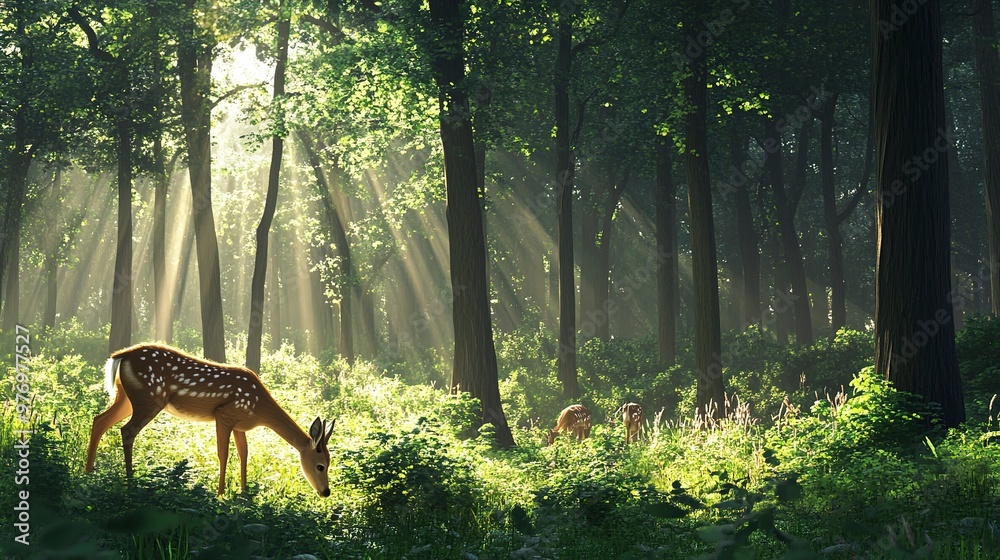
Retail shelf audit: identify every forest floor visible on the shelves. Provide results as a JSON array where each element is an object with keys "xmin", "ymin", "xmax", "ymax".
[{"xmin": 2, "ymin": 321, "xmax": 1000, "ymax": 559}]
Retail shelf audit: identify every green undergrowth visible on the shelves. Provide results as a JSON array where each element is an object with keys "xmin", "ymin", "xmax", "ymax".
[{"xmin": 1, "ymin": 320, "xmax": 999, "ymax": 558}]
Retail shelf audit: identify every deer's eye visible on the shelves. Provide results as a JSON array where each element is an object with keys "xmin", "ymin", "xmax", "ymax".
[{"xmin": 317, "ymin": 465, "xmax": 325, "ymax": 472}]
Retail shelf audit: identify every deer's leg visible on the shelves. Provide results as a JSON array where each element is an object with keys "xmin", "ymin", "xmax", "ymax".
[
  {"xmin": 86, "ymin": 379, "xmax": 133, "ymax": 472},
  {"xmin": 119, "ymin": 401, "xmax": 164, "ymax": 484},
  {"xmin": 233, "ymin": 430, "xmax": 248, "ymax": 493},
  {"xmin": 215, "ymin": 421, "xmax": 234, "ymax": 496}
]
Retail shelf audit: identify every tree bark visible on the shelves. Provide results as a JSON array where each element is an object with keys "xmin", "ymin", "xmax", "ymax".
[
  {"xmin": 872, "ymin": 0, "xmax": 965, "ymax": 427},
  {"xmin": 429, "ymin": 0, "xmax": 515, "ymax": 447},
  {"xmin": 656, "ymin": 139, "xmax": 679, "ymax": 365},
  {"xmin": 974, "ymin": 0, "xmax": 1000, "ymax": 315},
  {"xmin": 683, "ymin": 19, "xmax": 725, "ymax": 421},
  {"xmin": 247, "ymin": 10, "xmax": 289, "ymax": 373},
  {"xmin": 554, "ymin": 7, "xmax": 580, "ymax": 398},
  {"xmin": 179, "ymin": 0, "xmax": 226, "ymax": 362}
]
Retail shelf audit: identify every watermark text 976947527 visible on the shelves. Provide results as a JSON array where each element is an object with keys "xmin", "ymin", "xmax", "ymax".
[{"xmin": 12, "ymin": 324, "xmax": 32, "ymax": 546}]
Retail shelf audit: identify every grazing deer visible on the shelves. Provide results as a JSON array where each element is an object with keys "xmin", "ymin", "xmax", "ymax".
[
  {"xmin": 85, "ymin": 343, "xmax": 335, "ymax": 497},
  {"xmin": 618, "ymin": 402, "xmax": 644, "ymax": 444},
  {"xmin": 547, "ymin": 404, "xmax": 591, "ymax": 445}
]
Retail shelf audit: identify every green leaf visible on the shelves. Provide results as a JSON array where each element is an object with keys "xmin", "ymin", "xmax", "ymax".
[{"xmin": 644, "ymin": 502, "xmax": 688, "ymax": 519}]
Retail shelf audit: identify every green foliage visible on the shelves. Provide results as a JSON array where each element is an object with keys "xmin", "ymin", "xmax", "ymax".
[
  {"xmin": 340, "ymin": 425, "xmax": 478, "ymax": 520},
  {"xmin": 956, "ymin": 314, "xmax": 1000, "ymax": 418}
]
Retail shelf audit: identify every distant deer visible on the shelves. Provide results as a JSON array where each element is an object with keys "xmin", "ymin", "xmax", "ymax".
[
  {"xmin": 85, "ymin": 343, "xmax": 335, "ymax": 497},
  {"xmin": 617, "ymin": 402, "xmax": 644, "ymax": 444},
  {"xmin": 547, "ymin": 404, "xmax": 591, "ymax": 445}
]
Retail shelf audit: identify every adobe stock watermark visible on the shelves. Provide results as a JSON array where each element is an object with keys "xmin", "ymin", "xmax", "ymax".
[
  {"xmin": 717, "ymin": 83, "xmax": 834, "ymax": 201},
  {"xmin": 11, "ymin": 325, "xmax": 32, "ymax": 547},
  {"xmin": 877, "ymin": 126, "xmax": 955, "ymax": 211},
  {"xmin": 556, "ymin": 245, "xmax": 671, "ymax": 358},
  {"xmin": 887, "ymin": 266, "xmax": 994, "ymax": 369},
  {"xmin": 672, "ymin": 0, "xmax": 753, "ymax": 72},
  {"xmin": 876, "ymin": 0, "xmax": 930, "ymax": 40},
  {"xmin": 696, "ymin": 288, "xmax": 799, "ymax": 383}
]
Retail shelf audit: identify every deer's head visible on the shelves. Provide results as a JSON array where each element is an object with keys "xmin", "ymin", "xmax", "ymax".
[{"xmin": 300, "ymin": 417, "xmax": 335, "ymax": 497}]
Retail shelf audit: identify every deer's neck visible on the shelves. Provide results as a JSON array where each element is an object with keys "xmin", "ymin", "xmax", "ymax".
[{"xmin": 256, "ymin": 394, "xmax": 311, "ymax": 451}]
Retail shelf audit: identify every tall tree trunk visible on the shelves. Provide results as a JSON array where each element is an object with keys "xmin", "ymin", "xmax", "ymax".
[
  {"xmin": 179, "ymin": 0, "xmax": 226, "ymax": 362},
  {"xmin": 764, "ymin": 117, "xmax": 813, "ymax": 345},
  {"xmin": 109, "ymin": 116, "xmax": 134, "ymax": 353},
  {"xmin": 656, "ymin": 139, "xmax": 679, "ymax": 365},
  {"xmin": 872, "ymin": 0, "xmax": 965, "ymax": 426},
  {"xmin": 360, "ymin": 281, "xmax": 378, "ymax": 358},
  {"xmin": 150, "ymin": 0, "xmax": 171, "ymax": 343},
  {"xmin": 974, "ymin": 0, "xmax": 1000, "ymax": 315},
  {"xmin": 429, "ymin": 0, "xmax": 514, "ymax": 447},
  {"xmin": 819, "ymin": 94, "xmax": 847, "ymax": 331},
  {"xmin": 0, "ymin": 124, "xmax": 33, "ymax": 331},
  {"xmin": 269, "ymin": 232, "xmax": 282, "ymax": 349},
  {"xmin": 593, "ymin": 172, "xmax": 626, "ymax": 341},
  {"xmin": 731, "ymin": 131, "xmax": 761, "ymax": 328},
  {"xmin": 554, "ymin": 8, "xmax": 580, "ymax": 398},
  {"xmin": 299, "ymin": 131, "xmax": 355, "ymax": 365},
  {"xmin": 247, "ymin": 10, "xmax": 290, "ymax": 373},
  {"xmin": 2, "ymin": 227, "xmax": 20, "ymax": 331},
  {"xmin": 683, "ymin": 19, "xmax": 724, "ymax": 420},
  {"xmin": 579, "ymin": 185, "xmax": 599, "ymax": 337}
]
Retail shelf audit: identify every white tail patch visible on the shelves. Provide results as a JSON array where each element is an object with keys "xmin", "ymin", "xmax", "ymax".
[{"xmin": 104, "ymin": 356, "xmax": 122, "ymax": 397}]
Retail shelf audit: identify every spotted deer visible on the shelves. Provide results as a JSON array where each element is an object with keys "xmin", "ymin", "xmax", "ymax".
[
  {"xmin": 547, "ymin": 404, "xmax": 591, "ymax": 445},
  {"xmin": 85, "ymin": 343, "xmax": 335, "ymax": 497},
  {"xmin": 618, "ymin": 402, "xmax": 644, "ymax": 444}
]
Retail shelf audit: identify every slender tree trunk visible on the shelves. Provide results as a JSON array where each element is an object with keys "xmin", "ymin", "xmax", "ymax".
[
  {"xmin": 109, "ymin": 116, "xmax": 134, "ymax": 353},
  {"xmin": 974, "ymin": 0, "xmax": 1000, "ymax": 315},
  {"xmin": 150, "ymin": 0, "xmax": 171, "ymax": 343},
  {"xmin": 430, "ymin": 0, "xmax": 514, "ymax": 447},
  {"xmin": 731, "ymin": 132, "xmax": 761, "ymax": 328},
  {"xmin": 247, "ymin": 10, "xmax": 290, "ymax": 373},
  {"xmin": 269, "ymin": 232, "xmax": 282, "ymax": 349},
  {"xmin": 593, "ymin": 173, "xmax": 626, "ymax": 341},
  {"xmin": 684, "ymin": 19, "xmax": 724, "ymax": 421},
  {"xmin": 299, "ymin": 131, "xmax": 355, "ymax": 365},
  {"xmin": 180, "ymin": 0, "xmax": 225, "ymax": 361},
  {"xmin": 764, "ymin": 117, "xmax": 813, "ymax": 345},
  {"xmin": 656, "ymin": 139, "xmax": 679, "ymax": 365},
  {"xmin": 872, "ymin": 0, "xmax": 965, "ymax": 427},
  {"xmin": 819, "ymin": 94, "xmax": 847, "ymax": 331},
  {"xmin": 554, "ymin": 7, "xmax": 580, "ymax": 398}
]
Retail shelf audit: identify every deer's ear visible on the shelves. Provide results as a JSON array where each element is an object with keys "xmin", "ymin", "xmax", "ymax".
[
  {"xmin": 322, "ymin": 419, "xmax": 335, "ymax": 445},
  {"xmin": 309, "ymin": 417, "xmax": 324, "ymax": 441}
]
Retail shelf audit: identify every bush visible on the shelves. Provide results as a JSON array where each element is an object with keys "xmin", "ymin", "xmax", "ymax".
[{"xmin": 340, "ymin": 425, "xmax": 478, "ymax": 519}]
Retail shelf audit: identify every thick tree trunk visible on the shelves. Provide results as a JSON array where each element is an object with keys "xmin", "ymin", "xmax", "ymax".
[
  {"xmin": 430, "ymin": 0, "xmax": 514, "ymax": 447},
  {"xmin": 0, "ymin": 133, "xmax": 32, "ymax": 331},
  {"xmin": 109, "ymin": 116, "xmax": 134, "ymax": 353},
  {"xmin": 656, "ymin": 139, "xmax": 679, "ymax": 365},
  {"xmin": 764, "ymin": 117, "xmax": 813, "ymax": 345},
  {"xmin": 180, "ymin": 0, "xmax": 226, "ymax": 362},
  {"xmin": 731, "ymin": 132, "xmax": 761, "ymax": 328},
  {"xmin": 683, "ymin": 22, "xmax": 725, "ymax": 421},
  {"xmin": 974, "ymin": 0, "xmax": 1000, "ymax": 315},
  {"xmin": 247, "ymin": 11, "xmax": 290, "ymax": 373},
  {"xmin": 554, "ymin": 10, "xmax": 580, "ymax": 398},
  {"xmin": 872, "ymin": 0, "xmax": 965, "ymax": 427}
]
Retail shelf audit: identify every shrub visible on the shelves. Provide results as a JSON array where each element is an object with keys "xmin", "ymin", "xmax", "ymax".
[{"xmin": 339, "ymin": 425, "xmax": 478, "ymax": 519}]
